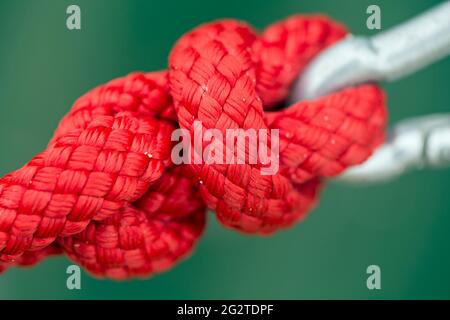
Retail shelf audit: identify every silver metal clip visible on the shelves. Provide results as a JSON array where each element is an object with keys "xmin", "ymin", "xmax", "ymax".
[
  {"xmin": 288, "ymin": 1, "xmax": 450, "ymax": 184},
  {"xmin": 290, "ymin": 1, "xmax": 450, "ymax": 101}
]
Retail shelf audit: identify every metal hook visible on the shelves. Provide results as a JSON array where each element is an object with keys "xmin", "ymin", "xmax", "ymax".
[
  {"xmin": 289, "ymin": 0, "xmax": 450, "ymax": 102},
  {"xmin": 339, "ymin": 114, "xmax": 450, "ymax": 184}
]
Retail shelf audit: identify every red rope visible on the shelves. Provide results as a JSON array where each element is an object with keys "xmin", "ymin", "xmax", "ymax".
[{"xmin": 0, "ymin": 15, "xmax": 387, "ymax": 279}]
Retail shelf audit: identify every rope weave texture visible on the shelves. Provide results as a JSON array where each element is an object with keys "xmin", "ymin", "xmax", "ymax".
[{"xmin": 0, "ymin": 15, "xmax": 387, "ymax": 279}]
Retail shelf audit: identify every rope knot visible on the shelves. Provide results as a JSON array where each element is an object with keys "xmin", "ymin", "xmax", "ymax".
[
  {"xmin": 0, "ymin": 15, "xmax": 387, "ymax": 279},
  {"xmin": 168, "ymin": 17, "xmax": 386, "ymax": 234}
]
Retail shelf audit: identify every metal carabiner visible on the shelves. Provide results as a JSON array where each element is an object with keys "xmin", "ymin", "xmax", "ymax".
[
  {"xmin": 339, "ymin": 114, "xmax": 450, "ymax": 184},
  {"xmin": 290, "ymin": 1, "xmax": 450, "ymax": 101},
  {"xmin": 288, "ymin": 1, "xmax": 450, "ymax": 184}
]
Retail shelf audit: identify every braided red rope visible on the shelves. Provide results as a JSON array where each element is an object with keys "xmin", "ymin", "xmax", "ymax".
[{"xmin": 0, "ymin": 15, "xmax": 386, "ymax": 279}]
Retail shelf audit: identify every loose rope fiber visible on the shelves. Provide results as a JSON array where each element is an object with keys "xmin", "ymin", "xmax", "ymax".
[{"xmin": 0, "ymin": 15, "xmax": 387, "ymax": 279}]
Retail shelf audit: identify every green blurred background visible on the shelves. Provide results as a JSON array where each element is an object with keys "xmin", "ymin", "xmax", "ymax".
[{"xmin": 0, "ymin": 0, "xmax": 449, "ymax": 299}]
